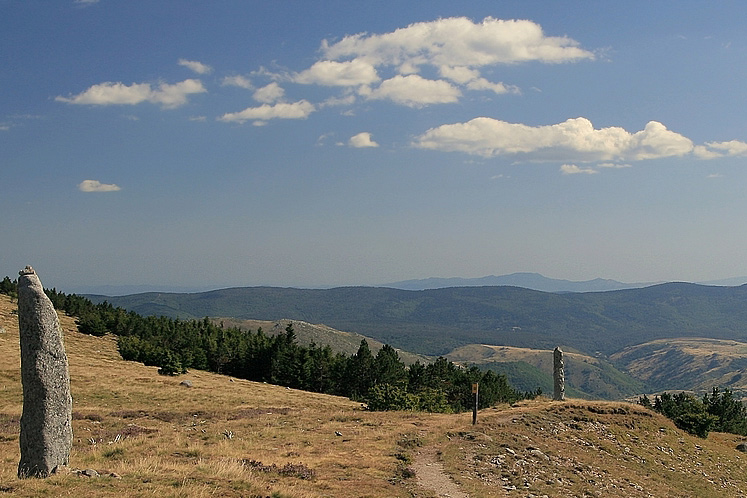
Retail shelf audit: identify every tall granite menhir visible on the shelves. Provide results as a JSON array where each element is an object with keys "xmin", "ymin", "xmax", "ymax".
[
  {"xmin": 17, "ymin": 266, "xmax": 72, "ymax": 478},
  {"xmin": 553, "ymin": 347, "xmax": 565, "ymax": 401}
]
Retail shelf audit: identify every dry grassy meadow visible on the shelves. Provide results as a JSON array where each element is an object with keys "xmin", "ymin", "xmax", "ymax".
[{"xmin": 3, "ymin": 294, "xmax": 747, "ymax": 497}]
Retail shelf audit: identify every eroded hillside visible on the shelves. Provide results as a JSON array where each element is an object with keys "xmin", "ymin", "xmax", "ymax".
[{"xmin": 612, "ymin": 338, "xmax": 747, "ymax": 395}]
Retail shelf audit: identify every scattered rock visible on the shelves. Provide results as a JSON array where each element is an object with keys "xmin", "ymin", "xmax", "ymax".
[
  {"xmin": 82, "ymin": 468, "xmax": 100, "ymax": 478},
  {"xmin": 529, "ymin": 449, "xmax": 550, "ymax": 461},
  {"xmin": 736, "ymin": 442, "xmax": 747, "ymax": 453},
  {"xmin": 179, "ymin": 380, "xmax": 193, "ymax": 388},
  {"xmin": 17, "ymin": 266, "xmax": 73, "ymax": 479}
]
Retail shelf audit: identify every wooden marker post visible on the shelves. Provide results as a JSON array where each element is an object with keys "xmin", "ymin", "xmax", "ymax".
[{"xmin": 472, "ymin": 382, "xmax": 479, "ymax": 425}]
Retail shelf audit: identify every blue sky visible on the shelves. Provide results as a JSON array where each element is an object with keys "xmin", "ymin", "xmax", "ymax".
[{"xmin": 3, "ymin": 1, "xmax": 747, "ymax": 292}]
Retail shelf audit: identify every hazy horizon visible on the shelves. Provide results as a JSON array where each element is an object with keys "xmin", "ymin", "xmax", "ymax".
[{"xmin": 55, "ymin": 272, "xmax": 747, "ymax": 297}]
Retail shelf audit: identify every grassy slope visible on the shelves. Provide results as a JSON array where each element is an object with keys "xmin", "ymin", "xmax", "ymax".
[{"xmin": 3, "ymin": 294, "xmax": 747, "ymax": 497}]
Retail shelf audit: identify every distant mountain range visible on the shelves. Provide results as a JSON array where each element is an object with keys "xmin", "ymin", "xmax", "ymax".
[
  {"xmin": 72, "ymin": 272, "xmax": 747, "ymax": 296},
  {"xmin": 385, "ymin": 272, "xmax": 654, "ymax": 292},
  {"xmin": 386, "ymin": 272, "xmax": 747, "ymax": 292}
]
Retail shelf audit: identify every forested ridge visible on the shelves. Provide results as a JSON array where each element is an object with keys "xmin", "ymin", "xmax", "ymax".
[
  {"xmin": 87, "ymin": 282, "xmax": 747, "ymax": 356},
  {"xmin": 1, "ymin": 276, "xmax": 536, "ymax": 413}
]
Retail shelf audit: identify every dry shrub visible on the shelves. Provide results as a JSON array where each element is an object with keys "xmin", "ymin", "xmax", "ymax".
[
  {"xmin": 243, "ymin": 459, "xmax": 316, "ymax": 480},
  {"xmin": 73, "ymin": 411, "xmax": 104, "ymax": 422},
  {"xmin": 108, "ymin": 410, "xmax": 149, "ymax": 419},
  {"xmin": 118, "ymin": 424, "xmax": 158, "ymax": 437},
  {"xmin": 0, "ymin": 413, "xmax": 19, "ymax": 432}
]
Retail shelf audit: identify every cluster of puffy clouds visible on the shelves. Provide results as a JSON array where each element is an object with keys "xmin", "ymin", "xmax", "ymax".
[
  {"xmin": 413, "ymin": 117, "xmax": 747, "ymax": 170},
  {"xmin": 57, "ymin": 17, "xmax": 590, "ymax": 119},
  {"xmin": 219, "ymin": 17, "xmax": 593, "ymax": 122},
  {"xmin": 56, "ymin": 78, "xmax": 206, "ymax": 109},
  {"xmin": 55, "ymin": 16, "xmax": 747, "ymax": 186}
]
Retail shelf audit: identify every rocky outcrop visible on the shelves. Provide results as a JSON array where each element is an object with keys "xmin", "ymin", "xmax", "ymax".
[{"xmin": 17, "ymin": 266, "xmax": 73, "ymax": 478}]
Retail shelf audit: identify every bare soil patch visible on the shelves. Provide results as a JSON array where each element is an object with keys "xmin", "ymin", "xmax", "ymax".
[{"xmin": 411, "ymin": 446, "xmax": 469, "ymax": 498}]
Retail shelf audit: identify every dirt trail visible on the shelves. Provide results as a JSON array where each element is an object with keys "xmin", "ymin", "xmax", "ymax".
[{"xmin": 411, "ymin": 446, "xmax": 469, "ymax": 498}]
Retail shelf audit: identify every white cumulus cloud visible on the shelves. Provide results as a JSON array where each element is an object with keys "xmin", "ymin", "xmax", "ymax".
[
  {"xmin": 321, "ymin": 17, "xmax": 594, "ymax": 69},
  {"xmin": 78, "ymin": 180, "xmax": 121, "ymax": 192},
  {"xmin": 363, "ymin": 74, "xmax": 461, "ymax": 107},
  {"xmin": 218, "ymin": 100, "xmax": 315, "ymax": 124},
  {"xmin": 439, "ymin": 66, "xmax": 518, "ymax": 94},
  {"xmin": 253, "ymin": 82, "xmax": 285, "ymax": 104},
  {"xmin": 153, "ymin": 80, "xmax": 207, "ymax": 108},
  {"xmin": 294, "ymin": 59, "xmax": 380, "ymax": 86},
  {"xmin": 349, "ymin": 132, "xmax": 379, "ymax": 148},
  {"xmin": 178, "ymin": 58, "xmax": 212, "ymax": 75},
  {"xmin": 466, "ymin": 78, "xmax": 518, "ymax": 95},
  {"xmin": 698, "ymin": 140, "xmax": 747, "ymax": 158},
  {"xmin": 56, "ymin": 79, "xmax": 206, "ymax": 109},
  {"xmin": 439, "ymin": 66, "xmax": 481, "ymax": 84},
  {"xmin": 413, "ymin": 117, "xmax": 695, "ymax": 162},
  {"xmin": 221, "ymin": 75, "xmax": 253, "ymax": 89},
  {"xmin": 560, "ymin": 164, "xmax": 598, "ymax": 175}
]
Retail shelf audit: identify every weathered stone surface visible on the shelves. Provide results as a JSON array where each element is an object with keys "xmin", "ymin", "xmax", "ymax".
[
  {"xmin": 17, "ymin": 266, "xmax": 73, "ymax": 478},
  {"xmin": 553, "ymin": 347, "xmax": 565, "ymax": 401}
]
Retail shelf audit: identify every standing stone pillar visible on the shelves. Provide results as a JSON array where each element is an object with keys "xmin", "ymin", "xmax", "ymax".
[
  {"xmin": 17, "ymin": 266, "xmax": 72, "ymax": 478},
  {"xmin": 553, "ymin": 347, "xmax": 565, "ymax": 401}
]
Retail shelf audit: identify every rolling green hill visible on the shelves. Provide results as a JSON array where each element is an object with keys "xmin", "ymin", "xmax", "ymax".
[{"xmin": 89, "ymin": 283, "xmax": 747, "ymax": 358}]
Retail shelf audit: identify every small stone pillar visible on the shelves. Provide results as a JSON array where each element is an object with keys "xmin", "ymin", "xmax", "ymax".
[
  {"xmin": 553, "ymin": 347, "xmax": 565, "ymax": 401},
  {"xmin": 17, "ymin": 266, "xmax": 72, "ymax": 478}
]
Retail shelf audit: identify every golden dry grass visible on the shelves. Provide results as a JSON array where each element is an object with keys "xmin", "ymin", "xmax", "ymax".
[
  {"xmin": 0, "ymin": 294, "xmax": 463, "ymax": 497},
  {"xmin": 3, "ymin": 294, "xmax": 747, "ymax": 497}
]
